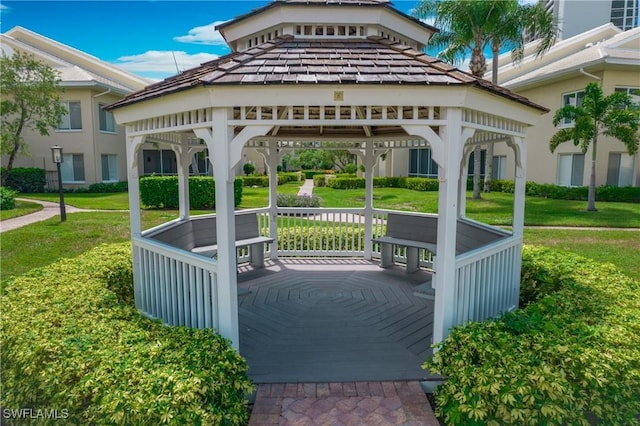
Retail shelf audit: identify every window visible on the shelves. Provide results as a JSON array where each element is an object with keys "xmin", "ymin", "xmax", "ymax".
[
  {"xmin": 58, "ymin": 101, "xmax": 82, "ymax": 130},
  {"xmin": 60, "ymin": 154, "xmax": 85, "ymax": 183},
  {"xmin": 409, "ymin": 148, "xmax": 438, "ymax": 178},
  {"xmin": 492, "ymin": 155, "xmax": 507, "ymax": 180},
  {"xmin": 101, "ymin": 154, "xmax": 118, "ymax": 182},
  {"xmin": 557, "ymin": 153, "xmax": 584, "ymax": 187},
  {"xmin": 561, "ymin": 90, "xmax": 584, "ymax": 126},
  {"xmin": 607, "ymin": 152, "xmax": 635, "ymax": 186},
  {"xmin": 99, "ymin": 104, "xmax": 116, "ymax": 133},
  {"xmin": 614, "ymin": 87, "xmax": 640, "ymax": 107}
]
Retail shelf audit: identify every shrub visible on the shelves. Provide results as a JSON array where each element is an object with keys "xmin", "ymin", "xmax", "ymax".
[
  {"xmin": 343, "ymin": 163, "xmax": 358, "ymax": 174},
  {"xmin": 243, "ymin": 162, "xmax": 256, "ymax": 176},
  {"xmin": 278, "ymin": 226, "xmax": 365, "ymax": 251},
  {"xmin": 276, "ymin": 193, "xmax": 321, "ymax": 207},
  {"xmin": 373, "ymin": 176, "xmax": 407, "ymax": 188},
  {"xmin": 0, "ymin": 243, "xmax": 253, "ymax": 425},
  {"xmin": 426, "ymin": 247, "xmax": 640, "ymax": 426},
  {"xmin": 242, "ymin": 175, "xmax": 269, "ymax": 187},
  {"xmin": 327, "ymin": 177, "xmax": 365, "ymax": 189},
  {"xmin": 86, "ymin": 181, "xmax": 128, "ymax": 193},
  {"xmin": 279, "ymin": 172, "xmax": 302, "ymax": 183},
  {"xmin": 0, "ymin": 186, "xmax": 17, "ymax": 210},
  {"xmin": 313, "ymin": 174, "xmax": 328, "ymax": 187},
  {"xmin": 3, "ymin": 167, "xmax": 46, "ymax": 193},
  {"xmin": 140, "ymin": 176, "xmax": 242, "ymax": 209},
  {"xmin": 302, "ymin": 170, "xmax": 325, "ymax": 179},
  {"xmin": 404, "ymin": 177, "xmax": 438, "ymax": 191}
]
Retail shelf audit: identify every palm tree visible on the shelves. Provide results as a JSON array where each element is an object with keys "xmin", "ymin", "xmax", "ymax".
[
  {"xmin": 550, "ymin": 83, "xmax": 639, "ymax": 211},
  {"xmin": 413, "ymin": 0, "xmax": 556, "ymax": 198}
]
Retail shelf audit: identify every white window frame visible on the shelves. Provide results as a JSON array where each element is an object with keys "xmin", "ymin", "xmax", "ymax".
[
  {"xmin": 560, "ymin": 90, "xmax": 584, "ymax": 127},
  {"xmin": 614, "ymin": 87, "xmax": 640, "ymax": 108},
  {"xmin": 101, "ymin": 154, "xmax": 118, "ymax": 182},
  {"xmin": 492, "ymin": 155, "xmax": 507, "ymax": 180},
  {"xmin": 57, "ymin": 101, "xmax": 82, "ymax": 131},
  {"xmin": 607, "ymin": 152, "xmax": 636, "ymax": 187},
  {"xmin": 557, "ymin": 153, "xmax": 585, "ymax": 187},
  {"xmin": 99, "ymin": 104, "xmax": 116, "ymax": 133},
  {"xmin": 60, "ymin": 153, "xmax": 86, "ymax": 183}
]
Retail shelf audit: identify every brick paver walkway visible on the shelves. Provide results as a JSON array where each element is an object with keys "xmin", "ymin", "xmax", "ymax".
[{"xmin": 249, "ymin": 381, "xmax": 440, "ymax": 426}]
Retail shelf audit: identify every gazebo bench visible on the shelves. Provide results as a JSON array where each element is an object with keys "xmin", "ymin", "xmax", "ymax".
[
  {"xmin": 148, "ymin": 212, "xmax": 273, "ymax": 268},
  {"xmin": 372, "ymin": 213, "xmax": 437, "ymax": 273},
  {"xmin": 191, "ymin": 213, "xmax": 274, "ymax": 267}
]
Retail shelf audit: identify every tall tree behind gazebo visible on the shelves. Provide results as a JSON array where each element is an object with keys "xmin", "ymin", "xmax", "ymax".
[{"xmin": 413, "ymin": 0, "xmax": 556, "ymax": 197}]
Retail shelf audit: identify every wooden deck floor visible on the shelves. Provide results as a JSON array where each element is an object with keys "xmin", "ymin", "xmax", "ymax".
[{"xmin": 237, "ymin": 259, "xmax": 435, "ymax": 384}]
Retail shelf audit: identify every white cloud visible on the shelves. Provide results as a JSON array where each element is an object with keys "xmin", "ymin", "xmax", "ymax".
[
  {"xmin": 174, "ymin": 21, "xmax": 229, "ymax": 45},
  {"xmin": 112, "ymin": 50, "xmax": 219, "ymax": 79}
]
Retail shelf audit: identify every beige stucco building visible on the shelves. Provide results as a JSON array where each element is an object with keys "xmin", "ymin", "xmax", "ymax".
[
  {"xmin": 491, "ymin": 23, "xmax": 639, "ymax": 187},
  {"xmin": 1, "ymin": 27, "xmax": 150, "ymax": 188}
]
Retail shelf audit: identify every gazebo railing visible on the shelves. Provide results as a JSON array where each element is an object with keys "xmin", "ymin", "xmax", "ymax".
[
  {"xmin": 133, "ymin": 236, "xmax": 219, "ymax": 329},
  {"xmin": 133, "ymin": 208, "xmax": 519, "ymax": 332},
  {"xmin": 453, "ymin": 235, "xmax": 522, "ymax": 324}
]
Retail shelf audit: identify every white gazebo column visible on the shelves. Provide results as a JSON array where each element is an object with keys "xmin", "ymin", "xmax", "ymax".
[
  {"xmin": 174, "ymin": 143, "xmax": 191, "ymax": 221},
  {"xmin": 266, "ymin": 144, "xmax": 280, "ymax": 259},
  {"xmin": 126, "ymin": 135, "xmax": 146, "ymax": 237},
  {"xmin": 433, "ymin": 108, "xmax": 464, "ymax": 344},
  {"xmin": 362, "ymin": 143, "xmax": 376, "ymax": 259},
  {"xmin": 509, "ymin": 136, "xmax": 527, "ymax": 237},
  {"xmin": 458, "ymin": 145, "xmax": 473, "ymax": 218},
  {"xmin": 195, "ymin": 109, "xmax": 240, "ymax": 349},
  {"xmin": 125, "ymin": 134, "xmax": 146, "ymax": 312}
]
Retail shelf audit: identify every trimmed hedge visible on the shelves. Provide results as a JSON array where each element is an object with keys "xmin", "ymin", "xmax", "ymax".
[
  {"xmin": 0, "ymin": 243, "xmax": 253, "ymax": 425},
  {"xmin": 2, "ymin": 167, "xmax": 46, "ymax": 193},
  {"xmin": 140, "ymin": 176, "xmax": 243, "ymax": 209},
  {"xmin": 319, "ymin": 175, "xmax": 639, "ymax": 203},
  {"xmin": 427, "ymin": 246, "xmax": 640, "ymax": 425}
]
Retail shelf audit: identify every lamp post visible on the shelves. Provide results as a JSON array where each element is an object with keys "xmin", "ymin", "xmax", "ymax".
[{"xmin": 50, "ymin": 145, "xmax": 66, "ymax": 222}]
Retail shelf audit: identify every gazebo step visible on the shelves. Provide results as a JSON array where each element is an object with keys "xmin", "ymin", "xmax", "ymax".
[{"xmin": 413, "ymin": 280, "xmax": 435, "ymax": 300}]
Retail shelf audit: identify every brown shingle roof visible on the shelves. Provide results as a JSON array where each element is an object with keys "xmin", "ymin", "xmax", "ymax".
[{"xmin": 107, "ymin": 36, "xmax": 548, "ymax": 112}]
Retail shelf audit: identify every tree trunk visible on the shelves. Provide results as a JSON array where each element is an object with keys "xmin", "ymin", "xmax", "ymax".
[
  {"xmin": 483, "ymin": 143, "xmax": 493, "ymax": 193},
  {"xmin": 472, "ymin": 144, "xmax": 482, "ymax": 200},
  {"xmin": 587, "ymin": 138, "xmax": 597, "ymax": 212}
]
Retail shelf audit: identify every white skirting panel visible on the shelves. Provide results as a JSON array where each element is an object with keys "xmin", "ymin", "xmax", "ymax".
[
  {"xmin": 454, "ymin": 236, "xmax": 522, "ymax": 325},
  {"xmin": 133, "ymin": 236, "xmax": 219, "ymax": 330}
]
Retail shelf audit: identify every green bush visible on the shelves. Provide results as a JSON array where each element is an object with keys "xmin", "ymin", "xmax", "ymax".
[
  {"xmin": 302, "ymin": 170, "xmax": 325, "ymax": 179},
  {"xmin": 427, "ymin": 246, "xmax": 640, "ymax": 425},
  {"xmin": 278, "ymin": 226, "xmax": 365, "ymax": 251},
  {"xmin": 343, "ymin": 163, "xmax": 358, "ymax": 174},
  {"xmin": 327, "ymin": 177, "xmax": 365, "ymax": 189},
  {"xmin": 86, "ymin": 181, "xmax": 128, "ymax": 193},
  {"xmin": 276, "ymin": 193, "xmax": 321, "ymax": 207},
  {"xmin": 313, "ymin": 174, "xmax": 328, "ymax": 187},
  {"xmin": 404, "ymin": 177, "xmax": 438, "ymax": 191},
  {"xmin": 0, "ymin": 186, "xmax": 17, "ymax": 210},
  {"xmin": 3, "ymin": 167, "xmax": 46, "ymax": 193},
  {"xmin": 242, "ymin": 175, "xmax": 269, "ymax": 187},
  {"xmin": 243, "ymin": 162, "xmax": 255, "ymax": 176},
  {"xmin": 278, "ymin": 172, "xmax": 302, "ymax": 183},
  {"xmin": 491, "ymin": 180, "xmax": 640, "ymax": 203},
  {"xmin": 373, "ymin": 176, "xmax": 407, "ymax": 188},
  {"xmin": 0, "ymin": 243, "xmax": 253, "ymax": 425},
  {"xmin": 140, "ymin": 176, "xmax": 242, "ymax": 209}
]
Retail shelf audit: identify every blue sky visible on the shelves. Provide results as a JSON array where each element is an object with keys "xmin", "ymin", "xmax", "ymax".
[{"xmin": 0, "ymin": 1, "xmax": 426, "ymax": 80}]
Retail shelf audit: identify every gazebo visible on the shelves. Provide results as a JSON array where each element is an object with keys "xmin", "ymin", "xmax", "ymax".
[{"xmin": 108, "ymin": 0, "xmax": 547, "ymax": 353}]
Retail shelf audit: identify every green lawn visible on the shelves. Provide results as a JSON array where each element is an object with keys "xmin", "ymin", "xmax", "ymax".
[
  {"xmin": 0, "ymin": 199, "xmax": 43, "ymax": 220},
  {"xmin": 2, "ymin": 185, "xmax": 638, "ymax": 281},
  {"xmin": 19, "ymin": 192, "xmax": 130, "ymax": 210}
]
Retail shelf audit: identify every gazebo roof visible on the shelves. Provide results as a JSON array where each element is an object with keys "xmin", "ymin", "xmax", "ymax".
[{"xmin": 108, "ymin": 36, "xmax": 547, "ymax": 112}]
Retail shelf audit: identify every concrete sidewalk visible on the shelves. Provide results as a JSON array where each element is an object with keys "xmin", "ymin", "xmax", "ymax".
[
  {"xmin": 0, "ymin": 198, "xmax": 123, "ymax": 233},
  {"xmin": 297, "ymin": 179, "xmax": 314, "ymax": 197}
]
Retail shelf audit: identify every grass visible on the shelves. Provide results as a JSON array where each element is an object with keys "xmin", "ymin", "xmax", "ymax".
[
  {"xmin": 18, "ymin": 192, "xmax": 130, "ymax": 210},
  {"xmin": 2, "ymin": 186, "xmax": 638, "ymax": 281},
  {"xmin": 0, "ymin": 199, "xmax": 42, "ymax": 220}
]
